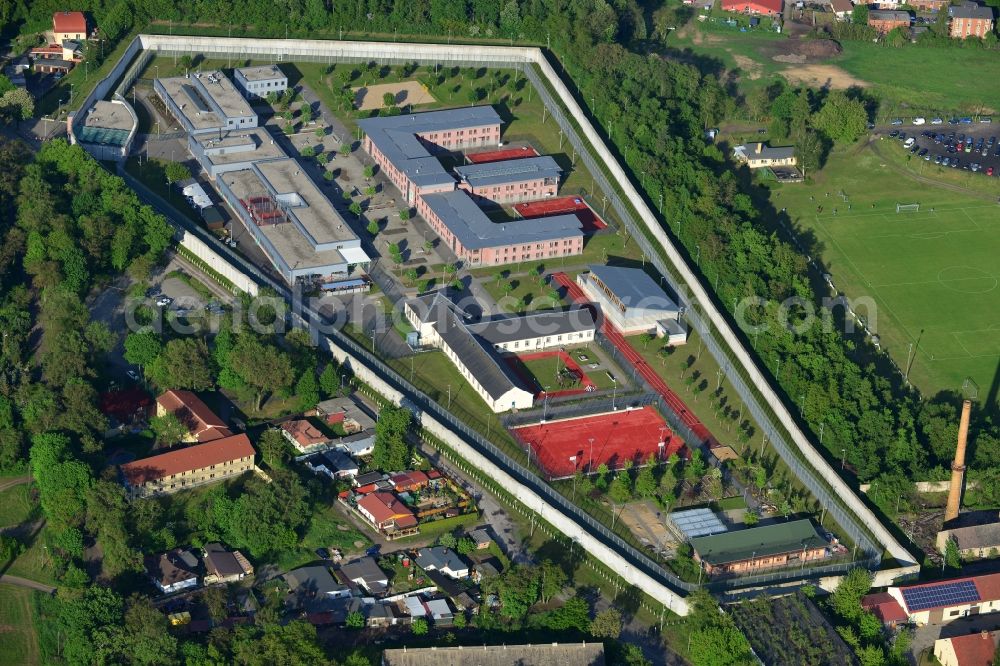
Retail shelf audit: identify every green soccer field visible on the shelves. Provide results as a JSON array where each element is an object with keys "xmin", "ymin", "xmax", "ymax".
[{"xmin": 774, "ymin": 143, "xmax": 1000, "ymax": 396}]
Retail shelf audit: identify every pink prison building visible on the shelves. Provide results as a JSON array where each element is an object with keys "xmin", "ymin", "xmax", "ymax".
[
  {"xmin": 416, "ymin": 190, "xmax": 583, "ymax": 267},
  {"xmin": 454, "ymin": 156, "xmax": 562, "ymax": 204},
  {"xmin": 358, "ymin": 107, "xmax": 502, "ymax": 205}
]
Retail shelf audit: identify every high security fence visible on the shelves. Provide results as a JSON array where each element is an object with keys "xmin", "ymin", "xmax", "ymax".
[{"xmin": 84, "ymin": 34, "xmax": 916, "ymax": 591}]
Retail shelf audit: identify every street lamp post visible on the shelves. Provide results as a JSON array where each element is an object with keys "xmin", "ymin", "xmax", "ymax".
[
  {"xmin": 611, "ymin": 376, "xmax": 617, "ymax": 410},
  {"xmin": 589, "ymin": 437, "xmax": 595, "ymax": 472},
  {"xmin": 841, "ymin": 448, "xmax": 846, "ymax": 470}
]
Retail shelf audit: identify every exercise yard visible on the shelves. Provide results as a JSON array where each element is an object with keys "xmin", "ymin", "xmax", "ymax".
[
  {"xmin": 510, "ymin": 406, "xmax": 686, "ymax": 478},
  {"xmin": 504, "ymin": 350, "xmax": 598, "ymax": 398},
  {"xmin": 353, "ymin": 80, "xmax": 437, "ymax": 110},
  {"xmin": 775, "ymin": 142, "xmax": 1000, "ymax": 395}
]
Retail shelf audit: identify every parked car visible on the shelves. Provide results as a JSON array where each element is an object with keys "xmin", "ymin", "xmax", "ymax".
[
  {"xmin": 890, "ymin": 118, "xmax": 903, "ymax": 126},
  {"xmin": 988, "ymin": 167, "xmax": 995, "ymax": 176},
  {"xmin": 980, "ymin": 117, "xmax": 992, "ymax": 124},
  {"xmin": 889, "ymin": 129, "xmax": 899, "ymax": 138},
  {"xmin": 941, "ymin": 157, "xmax": 949, "ymax": 166},
  {"xmin": 126, "ymin": 369, "xmax": 140, "ymax": 381},
  {"xmin": 912, "ymin": 117, "xmax": 925, "ymax": 125},
  {"xmin": 951, "ymin": 158, "xmax": 960, "ymax": 168},
  {"xmin": 155, "ymin": 296, "xmax": 172, "ymax": 307},
  {"xmin": 931, "ymin": 117, "xmax": 943, "ymax": 125},
  {"xmin": 960, "ymin": 117, "xmax": 973, "ymax": 124},
  {"xmin": 918, "ymin": 148, "xmax": 928, "ymax": 157},
  {"xmin": 933, "ymin": 155, "xmax": 942, "ymax": 164},
  {"xmin": 904, "ymin": 137, "xmax": 915, "ymax": 148}
]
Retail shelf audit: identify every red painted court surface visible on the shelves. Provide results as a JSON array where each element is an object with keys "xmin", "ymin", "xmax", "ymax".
[
  {"xmin": 511, "ymin": 406, "xmax": 686, "ymax": 478},
  {"xmin": 465, "ymin": 145, "xmax": 539, "ymax": 163},
  {"xmin": 504, "ymin": 350, "xmax": 596, "ymax": 399},
  {"xmin": 513, "ymin": 196, "xmax": 608, "ymax": 233}
]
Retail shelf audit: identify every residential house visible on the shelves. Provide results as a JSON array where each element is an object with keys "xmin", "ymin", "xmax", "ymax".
[
  {"xmin": 828, "ymin": 0, "xmax": 854, "ymax": 20},
  {"xmin": 316, "ymin": 396, "xmax": 376, "ymax": 434},
  {"xmin": 720, "ymin": 0, "xmax": 784, "ymax": 15},
  {"xmin": 887, "ymin": 572, "xmax": 1000, "ymax": 625},
  {"xmin": 156, "ymin": 390, "xmax": 232, "ymax": 443},
  {"xmin": 202, "ymin": 543, "xmax": 254, "ymax": 585},
  {"xmin": 120, "ymin": 433, "xmax": 255, "ymax": 500},
  {"xmin": 415, "ymin": 547, "xmax": 470, "ymax": 579},
  {"xmin": 338, "ymin": 434, "xmax": 377, "ymax": 458},
  {"xmin": 281, "ymin": 419, "xmax": 331, "ymax": 454},
  {"xmin": 733, "ymin": 142, "xmax": 798, "ymax": 169},
  {"xmin": 404, "ymin": 596, "xmax": 427, "ymax": 620},
  {"xmin": 934, "ymin": 631, "xmax": 1000, "ymax": 666},
  {"xmin": 689, "ymin": 519, "xmax": 829, "ymax": 576},
  {"xmin": 354, "ymin": 471, "xmax": 389, "ymax": 490},
  {"xmin": 284, "ymin": 565, "xmax": 352, "ymax": 612},
  {"xmin": 381, "ymin": 642, "xmax": 606, "ymax": 665},
  {"xmin": 339, "ymin": 557, "xmax": 390, "ymax": 596},
  {"xmin": 390, "ymin": 471, "xmax": 430, "ymax": 493},
  {"xmin": 52, "ymin": 11, "xmax": 88, "ymax": 43},
  {"xmin": 302, "ymin": 449, "xmax": 359, "ymax": 480},
  {"xmin": 146, "ymin": 549, "xmax": 199, "ymax": 594},
  {"xmin": 950, "ymin": 2, "xmax": 995, "ymax": 39},
  {"xmin": 356, "ymin": 492, "xmax": 419, "ymax": 534},
  {"xmin": 868, "ymin": 9, "xmax": 912, "ymax": 34}
]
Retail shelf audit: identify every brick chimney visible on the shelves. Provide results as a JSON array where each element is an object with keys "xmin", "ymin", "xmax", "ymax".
[{"xmin": 944, "ymin": 400, "xmax": 973, "ymax": 523}]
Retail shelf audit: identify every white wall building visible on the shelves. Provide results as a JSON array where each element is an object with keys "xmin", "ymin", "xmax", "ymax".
[
  {"xmin": 577, "ymin": 265, "xmax": 683, "ymax": 337},
  {"xmin": 234, "ymin": 65, "xmax": 288, "ymax": 100}
]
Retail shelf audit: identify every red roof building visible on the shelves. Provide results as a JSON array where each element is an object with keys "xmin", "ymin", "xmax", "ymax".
[
  {"xmin": 888, "ymin": 572, "xmax": 1000, "ymax": 625},
  {"xmin": 120, "ymin": 433, "xmax": 255, "ymax": 499},
  {"xmin": 720, "ymin": 0, "xmax": 784, "ymax": 15},
  {"xmin": 861, "ymin": 592, "xmax": 908, "ymax": 626},
  {"xmin": 156, "ymin": 390, "xmax": 231, "ymax": 443},
  {"xmin": 390, "ymin": 471, "xmax": 430, "ymax": 493},
  {"xmin": 280, "ymin": 419, "xmax": 331, "ymax": 453},
  {"xmin": 356, "ymin": 492, "xmax": 417, "ymax": 531},
  {"xmin": 52, "ymin": 12, "xmax": 87, "ymax": 40},
  {"xmin": 935, "ymin": 631, "xmax": 1000, "ymax": 666}
]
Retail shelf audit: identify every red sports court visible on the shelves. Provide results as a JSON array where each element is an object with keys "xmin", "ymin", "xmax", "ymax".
[
  {"xmin": 514, "ymin": 196, "xmax": 608, "ymax": 233},
  {"xmin": 503, "ymin": 350, "xmax": 597, "ymax": 399},
  {"xmin": 465, "ymin": 145, "xmax": 539, "ymax": 164},
  {"xmin": 510, "ymin": 406, "xmax": 686, "ymax": 478}
]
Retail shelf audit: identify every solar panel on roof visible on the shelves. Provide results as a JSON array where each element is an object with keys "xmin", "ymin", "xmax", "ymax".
[{"xmin": 901, "ymin": 580, "xmax": 979, "ymax": 612}]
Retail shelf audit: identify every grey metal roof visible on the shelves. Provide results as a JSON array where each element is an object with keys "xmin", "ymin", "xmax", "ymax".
[
  {"xmin": 320, "ymin": 449, "xmax": 358, "ymax": 472},
  {"xmin": 454, "ymin": 156, "xmax": 562, "ymax": 187},
  {"xmin": 358, "ymin": 106, "xmax": 502, "ymax": 188},
  {"xmin": 950, "ymin": 2, "xmax": 993, "ymax": 19},
  {"xmin": 468, "ymin": 308, "xmax": 596, "ymax": 345},
  {"xmin": 420, "ymin": 190, "xmax": 582, "ymax": 250},
  {"xmin": 415, "ymin": 547, "xmax": 467, "ymax": 573},
  {"xmin": 586, "ymin": 265, "xmax": 676, "ymax": 309},
  {"xmin": 284, "ymin": 565, "xmax": 342, "ymax": 597},
  {"xmin": 340, "ymin": 557, "xmax": 388, "ymax": 587},
  {"xmin": 432, "ymin": 302, "xmax": 524, "ymax": 401}
]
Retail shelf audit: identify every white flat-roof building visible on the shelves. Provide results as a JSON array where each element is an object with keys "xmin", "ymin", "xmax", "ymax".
[
  {"xmin": 216, "ymin": 158, "xmax": 370, "ymax": 286},
  {"xmin": 577, "ymin": 265, "xmax": 682, "ymax": 336},
  {"xmin": 188, "ymin": 127, "xmax": 287, "ymax": 179},
  {"xmin": 155, "ymin": 71, "xmax": 258, "ymax": 135},
  {"xmin": 234, "ymin": 65, "xmax": 288, "ymax": 100}
]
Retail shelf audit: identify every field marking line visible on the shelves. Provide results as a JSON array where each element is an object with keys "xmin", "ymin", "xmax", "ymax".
[
  {"xmin": 951, "ymin": 334, "xmax": 976, "ymax": 360},
  {"xmin": 960, "ymin": 207, "xmax": 984, "ymax": 230}
]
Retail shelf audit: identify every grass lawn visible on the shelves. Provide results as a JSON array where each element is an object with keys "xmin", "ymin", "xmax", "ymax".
[
  {"xmin": 5, "ymin": 536, "xmax": 57, "ymax": 587},
  {"xmin": 772, "ymin": 140, "xmax": 1000, "ymax": 395},
  {"xmin": 0, "ymin": 484, "xmax": 37, "ymax": 529},
  {"xmin": 482, "ymin": 274, "xmax": 561, "ymax": 313},
  {"xmin": 833, "ymin": 43, "xmax": 1000, "ymax": 114},
  {"xmin": 0, "ymin": 584, "xmax": 40, "ymax": 665},
  {"xmin": 274, "ymin": 503, "xmax": 371, "ymax": 572}
]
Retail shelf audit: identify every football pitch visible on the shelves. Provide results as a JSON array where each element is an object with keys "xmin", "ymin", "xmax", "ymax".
[
  {"xmin": 807, "ymin": 202, "xmax": 1000, "ymax": 395},
  {"xmin": 772, "ymin": 140, "xmax": 1000, "ymax": 397}
]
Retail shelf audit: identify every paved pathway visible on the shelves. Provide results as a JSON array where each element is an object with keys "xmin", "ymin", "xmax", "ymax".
[{"xmin": 0, "ymin": 575, "xmax": 55, "ymax": 594}]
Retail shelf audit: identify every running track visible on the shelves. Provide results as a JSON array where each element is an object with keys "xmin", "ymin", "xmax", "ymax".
[{"xmin": 552, "ymin": 272, "xmax": 714, "ymax": 446}]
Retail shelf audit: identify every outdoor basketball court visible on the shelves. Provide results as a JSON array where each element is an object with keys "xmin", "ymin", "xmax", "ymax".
[
  {"xmin": 513, "ymin": 196, "xmax": 608, "ymax": 233},
  {"xmin": 465, "ymin": 145, "xmax": 539, "ymax": 163},
  {"xmin": 510, "ymin": 406, "xmax": 686, "ymax": 478}
]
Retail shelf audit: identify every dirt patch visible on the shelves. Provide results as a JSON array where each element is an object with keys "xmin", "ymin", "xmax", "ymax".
[
  {"xmin": 781, "ymin": 64, "xmax": 869, "ymax": 90},
  {"xmin": 732, "ymin": 54, "xmax": 763, "ymax": 80},
  {"xmin": 786, "ymin": 38, "xmax": 843, "ymax": 59},
  {"xmin": 353, "ymin": 81, "xmax": 436, "ymax": 110}
]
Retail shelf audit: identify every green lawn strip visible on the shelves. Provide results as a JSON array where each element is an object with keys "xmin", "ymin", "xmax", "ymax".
[
  {"xmin": 394, "ymin": 511, "xmax": 479, "ymax": 543},
  {"xmin": 481, "ymin": 273, "xmax": 558, "ymax": 312},
  {"xmin": 273, "ymin": 504, "xmax": 372, "ymax": 572},
  {"xmin": 0, "ymin": 584, "xmax": 39, "ymax": 665},
  {"xmin": 5, "ymin": 537, "xmax": 58, "ymax": 587},
  {"xmin": 0, "ymin": 483, "xmax": 37, "ymax": 529}
]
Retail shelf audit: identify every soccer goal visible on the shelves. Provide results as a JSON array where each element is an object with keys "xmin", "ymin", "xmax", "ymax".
[{"xmin": 896, "ymin": 203, "xmax": 920, "ymax": 213}]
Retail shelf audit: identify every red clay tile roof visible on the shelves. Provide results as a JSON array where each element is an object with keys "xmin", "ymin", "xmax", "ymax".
[
  {"xmin": 358, "ymin": 492, "xmax": 414, "ymax": 524},
  {"xmin": 121, "ymin": 433, "xmax": 255, "ymax": 485},
  {"xmin": 157, "ymin": 390, "xmax": 231, "ymax": 442},
  {"xmin": 281, "ymin": 419, "xmax": 330, "ymax": 447},
  {"xmin": 862, "ymin": 593, "xmax": 907, "ymax": 623},
  {"xmin": 721, "ymin": 0, "xmax": 783, "ymax": 13},
  {"xmin": 390, "ymin": 471, "xmax": 429, "ymax": 490},
  {"xmin": 948, "ymin": 631, "xmax": 999, "ymax": 666},
  {"xmin": 53, "ymin": 11, "xmax": 86, "ymax": 34}
]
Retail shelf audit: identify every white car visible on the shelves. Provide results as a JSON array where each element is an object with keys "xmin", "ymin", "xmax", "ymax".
[
  {"xmin": 912, "ymin": 117, "xmax": 926, "ymax": 125},
  {"xmin": 931, "ymin": 117, "xmax": 944, "ymax": 125},
  {"xmin": 155, "ymin": 296, "xmax": 172, "ymax": 307},
  {"xmin": 903, "ymin": 137, "xmax": 915, "ymax": 148},
  {"xmin": 126, "ymin": 369, "xmax": 140, "ymax": 381}
]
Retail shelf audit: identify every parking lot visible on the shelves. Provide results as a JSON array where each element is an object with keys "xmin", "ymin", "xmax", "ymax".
[{"xmin": 884, "ymin": 118, "xmax": 1000, "ymax": 178}]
